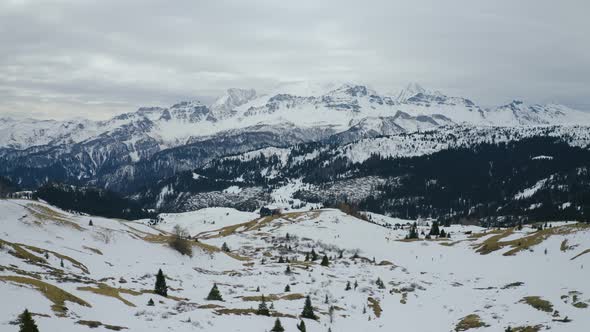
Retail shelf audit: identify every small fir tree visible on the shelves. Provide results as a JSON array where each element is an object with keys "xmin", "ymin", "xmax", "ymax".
[
  {"xmin": 256, "ymin": 294, "xmax": 270, "ymax": 316},
  {"xmin": 206, "ymin": 283, "xmax": 223, "ymax": 301},
  {"xmin": 345, "ymin": 281, "xmax": 351, "ymax": 291},
  {"xmin": 320, "ymin": 255, "xmax": 330, "ymax": 266},
  {"xmin": 147, "ymin": 298, "xmax": 155, "ymax": 306},
  {"xmin": 60, "ymin": 259, "xmax": 64, "ymax": 268},
  {"xmin": 354, "ymin": 280, "xmax": 359, "ymax": 290},
  {"xmin": 221, "ymin": 242, "xmax": 230, "ymax": 252},
  {"xmin": 296, "ymin": 319, "xmax": 306, "ymax": 332},
  {"xmin": 270, "ymin": 318, "xmax": 285, "ymax": 332},
  {"xmin": 154, "ymin": 269, "xmax": 168, "ymax": 297},
  {"xmin": 376, "ymin": 277, "xmax": 385, "ymax": 289},
  {"xmin": 301, "ymin": 295, "xmax": 317, "ymax": 320},
  {"xmin": 88, "ymin": 219, "xmax": 93, "ymax": 226},
  {"xmin": 18, "ymin": 309, "xmax": 39, "ymax": 332},
  {"xmin": 285, "ymin": 265, "xmax": 292, "ymax": 274},
  {"xmin": 285, "ymin": 284, "xmax": 291, "ymax": 292},
  {"xmin": 311, "ymin": 249, "xmax": 318, "ymax": 261}
]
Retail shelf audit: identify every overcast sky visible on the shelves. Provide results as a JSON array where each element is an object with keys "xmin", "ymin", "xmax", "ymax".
[{"xmin": 1, "ymin": 0, "xmax": 589, "ymax": 120}]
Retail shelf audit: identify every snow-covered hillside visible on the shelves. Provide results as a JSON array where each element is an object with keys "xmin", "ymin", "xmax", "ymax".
[{"xmin": 1, "ymin": 199, "xmax": 589, "ymax": 331}]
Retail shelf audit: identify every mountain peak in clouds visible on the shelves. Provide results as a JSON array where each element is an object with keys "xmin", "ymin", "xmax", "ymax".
[{"xmin": 396, "ymin": 82, "xmax": 427, "ymax": 102}]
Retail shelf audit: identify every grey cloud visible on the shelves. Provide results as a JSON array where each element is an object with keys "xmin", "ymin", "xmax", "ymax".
[{"xmin": 0, "ymin": 0, "xmax": 589, "ymax": 120}]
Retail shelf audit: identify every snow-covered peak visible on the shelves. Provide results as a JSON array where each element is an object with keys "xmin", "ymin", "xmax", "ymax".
[
  {"xmin": 396, "ymin": 82, "xmax": 427, "ymax": 102},
  {"xmin": 211, "ymin": 88, "xmax": 257, "ymax": 119}
]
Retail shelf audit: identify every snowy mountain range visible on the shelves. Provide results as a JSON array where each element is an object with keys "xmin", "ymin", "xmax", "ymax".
[{"xmin": 1, "ymin": 82, "xmax": 589, "ymax": 193}]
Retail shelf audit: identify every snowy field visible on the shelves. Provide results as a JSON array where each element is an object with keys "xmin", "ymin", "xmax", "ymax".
[{"xmin": 1, "ymin": 199, "xmax": 589, "ymax": 332}]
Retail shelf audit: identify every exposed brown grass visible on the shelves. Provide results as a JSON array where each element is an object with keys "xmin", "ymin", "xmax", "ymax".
[
  {"xmin": 475, "ymin": 223, "xmax": 590, "ymax": 256},
  {"xmin": 77, "ymin": 283, "xmax": 142, "ymax": 307},
  {"xmin": 76, "ymin": 320, "xmax": 127, "ymax": 330},
  {"xmin": 455, "ymin": 314, "xmax": 488, "ymax": 331},
  {"xmin": 367, "ymin": 297, "xmax": 382, "ymax": 318},
  {"xmin": 241, "ymin": 293, "xmax": 305, "ymax": 302},
  {"xmin": 512, "ymin": 325, "xmax": 543, "ymax": 332},
  {"xmin": 520, "ymin": 296, "xmax": 553, "ymax": 313},
  {"xmin": 570, "ymin": 248, "xmax": 590, "ymax": 260},
  {"xmin": 0, "ymin": 275, "xmax": 91, "ymax": 316}
]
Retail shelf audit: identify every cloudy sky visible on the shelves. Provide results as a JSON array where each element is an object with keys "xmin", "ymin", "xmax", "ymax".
[{"xmin": 1, "ymin": 0, "xmax": 589, "ymax": 120}]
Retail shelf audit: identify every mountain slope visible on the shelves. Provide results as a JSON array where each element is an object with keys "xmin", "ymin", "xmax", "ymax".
[{"xmin": 1, "ymin": 199, "xmax": 589, "ymax": 331}]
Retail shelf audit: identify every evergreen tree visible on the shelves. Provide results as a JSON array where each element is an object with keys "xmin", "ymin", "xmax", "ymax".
[
  {"xmin": 311, "ymin": 249, "xmax": 318, "ymax": 261},
  {"xmin": 285, "ymin": 284, "xmax": 291, "ymax": 292},
  {"xmin": 278, "ymin": 256, "xmax": 285, "ymax": 263},
  {"xmin": 18, "ymin": 309, "xmax": 39, "ymax": 332},
  {"xmin": 296, "ymin": 319, "xmax": 307, "ymax": 332},
  {"xmin": 376, "ymin": 277, "xmax": 385, "ymax": 289},
  {"xmin": 256, "ymin": 286, "xmax": 260, "ymax": 292},
  {"xmin": 407, "ymin": 222, "xmax": 419, "ymax": 239},
  {"xmin": 44, "ymin": 251, "xmax": 49, "ymax": 259},
  {"xmin": 60, "ymin": 259, "xmax": 64, "ymax": 268},
  {"xmin": 320, "ymin": 255, "xmax": 329, "ymax": 266},
  {"xmin": 285, "ymin": 265, "xmax": 292, "ymax": 274},
  {"xmin": 338, "ymin": 250, "xmax": 343, "ymax": 259},
  {"xmin": 147, "ymin": 298, "xmax": 155, "ymax": 306},
  {"xmin": 154, "ymin": 269, "xmax": 168, "ymax": 297},
  {"xmin": 304, "ymin": 252, "xmax": 310, "ymax": 261},
  {"xmin": 354, "ymin": 280, "xmax": 358, "ymax": 290},
  {"xmin": 440, "ymin": 228, "xmax": 446, "ymax": 238},
  {"xmin": 206, "ymin": 283, "xmax": 223, "ymax": 301},
  {"xmin": 301, "ymin": 295, "xmax": 317, "ymax": 320},
  {"xmin": 256, "ymin": 294, "xmax": 270, "ymax": 316},
  {"xmin": 324, "ymin": 294, "xmax": 329, "ymax": 304},
  {"xmin": 429, "ymin": 220, "xmax": 440, "ymax": 236},
  {"xmin": 270, "ymin": 318, "xmax": 285, "ymax": 332},
  {"xmin": 345, "ymin": 281, "xmax": 351, "ymax": 291},
  {"xmin": 88, "ymin": 219, "xmax": 93, "ymax": 226},
  {"xmin": 221, "ymin": 242, "xmax": 230, "ymax": 252}
]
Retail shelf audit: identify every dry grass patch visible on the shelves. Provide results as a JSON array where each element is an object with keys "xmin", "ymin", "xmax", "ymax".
[
  {"xmin": 77, "ymin": 283, "xmax": 142, "ymax": 307},
  {"xmin": 475, "ymin": 223, "xmax": 590, "ymax": 256},
  {"xmin": 570, "ymin": 248, "xmax": 590, "ymax": 260},
  {"xmin": 214, "ymin": 307, "xmax": 295, "ymax": 318},
  {"xmin": 82, "ymin": 246, "xmax": 103, "ymax": 255},
  {"xmin": 76, "ymin": 320, "xmax": 127, "ymax": 330},
  {"xmin": 512, "ymin": 325, "xmax": 543, "ymax": 332},
  {"xmin": 455, "ymin": 314, "xmax": 488, "ymax": 331},
  {"xmin": 0, "ymin": 239, "xmax": 89, "ymax": 274},
  {"xmin": 25, "ymin": 203, "xmax": 83, "ymax": 230},
  {"xmin": 367, "ymin": 297, "xmax": 382, "ymax": 318},
  {"xmin": 241, "ymin": 293, "xmax": 305, "ymax": 302},
  {"xmin": 520, "ymin": 296, "xmax": 553, "ymax": 313},
  {"xmin": 0, "ymin": 275, "xmax": 90, "ymax": 316}
]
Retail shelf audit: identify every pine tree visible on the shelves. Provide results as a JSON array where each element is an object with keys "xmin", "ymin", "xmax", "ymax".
[
  {"xmin": 429, "ymin": 221, "xmax": 440, "ymax": 236},
  {"xmin": 44, "ymin": 251, "xmax": 49, "ymax": 259},
  {"xmin": 278, "ymin": 256, "xmax": 285, "ymax": 263},
  {"xmin": 354, "ymin": 280, "xmax": 358, "ymax": 290},
  {"xmin": 345, "ymin": 281, "xmax": 351, "ymax": 291},
  {"xmin": 270, "ymin": 318, "xmax": 285, "ymax": 332},
  {"xmin": 60, "ymin": 259, "xmax": 64, "ymax": 268},
  {"xmin": 285, "ymin": 265, "xmax": 292, "ymax": 274},
  {"xmin": 256, "ymin": 286, "xmax": 260, "ymax": 292},
  {"xmin": 18, "ymin": 309, "xmax": 39, "ymax": 332},
  {"xmin": 301, "ymin": 295, "xmax": 317, "ymax": 320},
  {"xmin": 324, "ymin": 294, "xmax": 329, "ymax": 304},
  {"xmin": 311, "ymin": 249, "xmax": 318, "ymax": 261},
  {"xmin": 440, "ymin": 228, "xmax": 446, "ymax": 238},
  {"xmin": 221, "ymin": 242, "xmax": 230, "ymax": 252},
  {"xmin": 256, "ymin": 294, "xmax": 270, "ymax": 316},
  {"xmin": 376, "ymin": 277, "xmax": 385, "ymax": 289},
  {"xmin": 154, "ymin": 269, "xmax": 168, "ymax": 297},
  {"xmin": 320, "ymin": 255, "xmax": 329, "ymax": 266},
  {"xmin": 285, "ymin": 284, "xmax": 291, "ymax": 292},
  {"xmin": 147, "ymin": 298, "xmax": 155, "ymax": 306},
  {"xmin": 296, "ymin": 319, "xmax": 307, "ymax": 332},
  {"xmin": 88, "ymin": 219, "xmax": 93, "ymax": 226},
  {"xmin": 206, "ymin": 283, "xmax": 223, "ymax": 301},
  {"xmin": 338, "ymin": 250, "xmax": 343, "ymax": 259}
]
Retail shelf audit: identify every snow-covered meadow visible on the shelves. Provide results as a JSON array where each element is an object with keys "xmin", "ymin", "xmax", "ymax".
[{"xmin": 1, "ymin": 199, "xmax": 589, "ymax": 332}]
